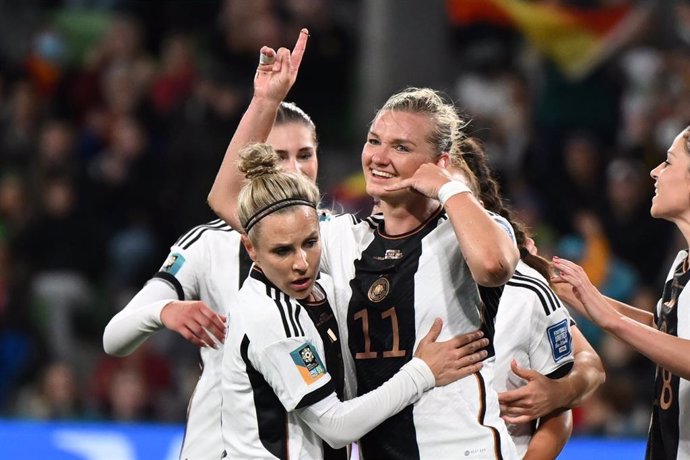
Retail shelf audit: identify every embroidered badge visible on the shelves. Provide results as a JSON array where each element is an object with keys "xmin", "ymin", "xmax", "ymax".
[
  {"xmin": 290, "ymin": 343, "xmax": 326, "ymax": 384},
  {"xmin": 547, "ymin": 319, "xmax": 572, "ymax": 362},
  {"xmin": 161, "ymin": 253, "xmax": 185, "ymax": 276},
  {"xmin": 368, "ymin": 276, "xmax": 390, "ymax": 303},
  {"xmin": 373, "ymin": 249, "xmax": 403, "ymax": 261}
]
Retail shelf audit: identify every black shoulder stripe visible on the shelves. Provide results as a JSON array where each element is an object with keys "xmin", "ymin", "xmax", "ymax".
[
  {"xmin": 270, "ymin": 287, "xmax": 293, "ymax": 338},
  {"xmin": 294, "ymin": 303, "xmax": 305, "ymax": 336},
  {"xmin": 152, "ymin": 271, "xmax": 185, "ymax": 300},
  {"xmin": 512, "ymin": 271, "xmax": 562, "ymax": 313},
  {"xmin": 176, "ymin": 219, "xmax": 232, "ymax": 249},
  {"xmin": 175, "ymin": 218, "xmax": 224, "ymax": 246},
  {"xmin": 284, "ymin": 293, "xmax": 302, "ymax": 338},
  {"xmin": 506, "ymin": 279, "xmax": 556, "ymax": 316},
  {"xmin": 295, "ymin": 380, "xmax": 335, "ymax": 409}
]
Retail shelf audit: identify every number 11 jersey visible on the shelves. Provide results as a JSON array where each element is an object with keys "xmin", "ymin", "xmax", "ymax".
[{"xmin": 320, "ymin": 209, "xmax": 518, "ymax": 460}]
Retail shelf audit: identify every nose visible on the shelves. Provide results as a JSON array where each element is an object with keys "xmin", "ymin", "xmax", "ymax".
[
  {"xmin": 369, "ymin": 145, "xmax": 389, "ymax": 166},
  {"xmin": 650, "ymin": 163, "xmax": 661, "ymax": 180},
  {"xmin": 292, "ymin": 249, "xmax": 308, "ymax": 273},
  {"xmin": 282, "ymin": 158, "xmax": 300, "ymax": 174}
]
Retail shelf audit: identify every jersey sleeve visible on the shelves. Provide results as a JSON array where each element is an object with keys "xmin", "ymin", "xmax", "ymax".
[
  {"xmin": 296, "ymin": 357, "xmax": 435, "ymax": 449},
  {"xmin": 153, "ymin": 239, "xmax": 206, "ymax": 301},
  {"xmin": 529, "ymin": 300, "xmax": 575, "ymax": 378},
  {"xmin": 102, "ymin": 279, "xmax": 177, "ymax": 356},
  {"xmin": 252, "ymin": 336, "xmax": 334, "ymax": 412}
]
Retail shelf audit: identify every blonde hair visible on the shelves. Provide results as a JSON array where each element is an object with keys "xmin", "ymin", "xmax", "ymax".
[
  {"xmin": 377, "ymin": 87, "xmax": 478, "ymax": 191},
  {"xmin": 237, "ymin": 143, "xmax": 320, "ymax": 239}
]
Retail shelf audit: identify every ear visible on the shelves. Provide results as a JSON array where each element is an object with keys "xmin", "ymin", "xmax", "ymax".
[
  {"xmin": 241, "ymin": 235, "xmax": 257, "ymax": 264},
  {"xmin": 436, "ymin": 152, "xmax": 450, "ymax": 168}
]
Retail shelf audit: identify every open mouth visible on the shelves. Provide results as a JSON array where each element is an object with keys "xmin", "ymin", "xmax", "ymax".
[
  {"xmin": 291, "ymin": 277, "xmax": 312, "ymax": 291},
  {"xmin": 370, "ymin": 169, "xmax": 395, "ymax": 179}
]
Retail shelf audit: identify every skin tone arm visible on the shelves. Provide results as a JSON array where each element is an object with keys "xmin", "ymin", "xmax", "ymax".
[
  {"xmin": 523, "ymin": 410, "xmax": 573, "ymax": 460},
  {"xmin": 207, "ymin": 29, "xmax": 309, "ymax": 231},
  {"xmin": 499, "ymin": 325, "xmax": 605, "ymax": 423},
  {"xmin": 552, "ymin": 277, "xmax": 654, "ymax": 327},
  {"xmin": 385, "ymin": 163, "xmax": 519, "ymax": 286},
  {"xmin": 553, "ymin": 256, "xmax": 690, "ymax": 380}
]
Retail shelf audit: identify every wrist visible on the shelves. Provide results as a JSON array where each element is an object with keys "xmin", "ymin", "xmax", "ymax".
[{"xmin": 438, "ymin": 180, "xmax": 472, "ymax": 206}]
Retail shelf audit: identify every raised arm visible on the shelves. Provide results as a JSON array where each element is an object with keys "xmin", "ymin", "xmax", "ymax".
[
  {"xmin": 385, "ymin": 164, "xmax": 518, "ymax": 286},
  {"xmin": 498, "ymin": 325, "xmax": 605, "ymax": 423},
  {"xmin": 553, "ymin": 256, "xmax": 690, "ymax": 380},
  {"xmin": 207, "ymin": 29, "xmax": 309, "ymax": 230}
]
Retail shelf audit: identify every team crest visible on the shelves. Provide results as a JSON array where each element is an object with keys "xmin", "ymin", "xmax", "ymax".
[
  {"xmin": 368, "ymin": 277, "xmax": 390, "ymax": 303},
  {"xmin": 290, "ymin": 343, "xmax": 326, "ymax": 384}
]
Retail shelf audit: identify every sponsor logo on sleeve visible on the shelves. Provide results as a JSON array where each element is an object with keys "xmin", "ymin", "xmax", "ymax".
[
  {"xmin": 547, "ymin": 319, "xmax": 572, "ymax": 362},
  {"xmin": 161, "ymin": 253, "xmax": 185, "ymax": 276},
  {"xmin": 290, "ymin": 343, "xmax": 326, "ymax": 384}
]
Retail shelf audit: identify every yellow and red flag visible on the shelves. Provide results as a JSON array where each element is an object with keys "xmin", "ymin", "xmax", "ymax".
[{"xmin": 447, "ymin": 0, "xmax": 649, "ymax": 80}]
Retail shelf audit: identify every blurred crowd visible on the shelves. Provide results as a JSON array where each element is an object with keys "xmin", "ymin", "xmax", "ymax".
[{"xmin": 0, "ymin": 0, "xmax": 688, "ymax": 440}]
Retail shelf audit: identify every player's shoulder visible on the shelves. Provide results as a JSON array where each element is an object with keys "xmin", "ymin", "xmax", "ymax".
[
  {"xmin": 505, "ymin": 264, "xmax": 563, "ymax": 317},
  {"xmin": 173, "ymin": 218, "xmax": 240, "ymax": 251}
]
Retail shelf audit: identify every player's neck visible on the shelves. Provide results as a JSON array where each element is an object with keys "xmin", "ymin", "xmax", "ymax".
[{"xmin": 381, "ymin": 198, "xmax": 440, "ymax": 236}]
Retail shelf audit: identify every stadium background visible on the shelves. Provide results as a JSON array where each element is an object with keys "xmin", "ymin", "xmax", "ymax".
[{"xmin": 0, "ymin": 0, "xmax": 686, "ymax": 458}]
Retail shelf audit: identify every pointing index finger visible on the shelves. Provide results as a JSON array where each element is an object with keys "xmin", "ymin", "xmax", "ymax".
[{"xmin": 290, "ymin": 28, "xmax": 309, "ymax": 74}]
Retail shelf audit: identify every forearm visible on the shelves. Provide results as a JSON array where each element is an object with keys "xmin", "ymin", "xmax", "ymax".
[
  {"xmin": 607, "ymin": 315, "xmax": 690, "ymax": 379},
  {"xmin": 102, "ymin": 281, "xmax": 176, "ymax": 356},
  {"xmin": 558, "ymin": 327, "xmax": 605, "ymax": 408},
  {"xmin": 207, "ymin": 96, "xmax": 282, "ymax": 230},
  {"xmin": 297, "ymin": 358, "xmax": 434, "ymax": 449},
  {"xmin": 443, "ymin": 193, "xmax": 519, "ymax": 287},
  {"xmin": 523, "ymin": 410, "xmax": 572, "ymax": 460}
]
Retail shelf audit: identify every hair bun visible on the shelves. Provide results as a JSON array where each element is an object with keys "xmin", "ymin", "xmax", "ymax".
[{"xmin": 238, "ymin": 143, "xmax": 281, "ymax": 179}]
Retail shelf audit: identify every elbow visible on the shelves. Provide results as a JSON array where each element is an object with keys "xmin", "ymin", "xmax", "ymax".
[
  {"xmin": 322, "ymin": 435, "xmax": 350, "ymax": 450},
  {"xmin": 473, "ymin": 255, "xmax": 517, "ymax": 287},
  {"xmin": 102, "ymin": 326, "xmax": 129, "ymax": 357}
]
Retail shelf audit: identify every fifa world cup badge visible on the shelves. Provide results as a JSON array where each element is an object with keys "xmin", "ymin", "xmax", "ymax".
[{"xmin": 368, "ymin": 276, "xmax": 390, "ymax": 303}]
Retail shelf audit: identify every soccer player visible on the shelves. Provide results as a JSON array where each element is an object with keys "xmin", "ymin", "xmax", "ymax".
[
  {"xmin": 222, "ymin": 141, "xmax": 488, "ymax": 459},
  {"xmin": 457, "ymin": 137, "xmax": 605, "ymax": 458},
  {"xmin": 208, "ymin": 30, "xmax": 521, "ymax": 459},
  {"xmin": 552, "ymin": 125, "xmax": 690, "ymax": 460},
  {"xmin": 102, "ymin": 99, "xmax": 329, "ymax": 460}
]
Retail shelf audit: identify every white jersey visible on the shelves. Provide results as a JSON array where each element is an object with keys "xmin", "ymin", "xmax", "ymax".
[
  {"xmin": 647, "ymin": 249, "xmax": 690, "ymax": 459},
  {"xmin": 104, "ymin": 219, "xmax": 249, "ymax": 460},
  {"xmin": 319, "ymin": 209, "xmax": 518, "ymax": 460},
  {"xmin": 221, "ymin": 269, "xmax": 435, "ymax": 459},
  {"xmin": 493, "ymin": 260, "xmax": 575, "ymax": 457}
]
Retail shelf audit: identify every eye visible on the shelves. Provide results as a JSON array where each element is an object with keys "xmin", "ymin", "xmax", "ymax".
[
  {"xmin": 276, "ymin": 152, "xmax": 289, "ymax": 162},
  {"xmin": 304, "ymin": 238, "xmax": 319, "ymax": 248},
  {"xmin": 367, "ymin": 137, "xmax": 380, "ymax": 146},
  {"xmin": 298, "ymin": 151, "xmax": 313, "ymax": 161},
  {"xmin": 663, "ymin": 160, "xmax": 671, "ymax": 167},
  {"xmin": 273, "ymin": 246, "xmax": 292, "ymax": 256},
  {"xmin": 394, "ymin": 144, "xmax": 410, "ymax": 153}
]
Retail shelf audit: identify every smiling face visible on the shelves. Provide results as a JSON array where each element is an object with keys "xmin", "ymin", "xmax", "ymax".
[
  {"xmin": 243, "ymin": 205, "xmax": 321, "ymax": 300},
  {"xmin": 267, "ymin": 122, "xmax": 318, "ymax": 183},
  {"xmin": 650, "ymin": 128, "xmax": 690, "ymax": 223},
  {"xmin": 361, "ymin": 110, "xmax": 438, "ymax": 204}
]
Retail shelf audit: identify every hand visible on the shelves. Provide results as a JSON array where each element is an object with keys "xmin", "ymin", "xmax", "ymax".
[
  {"xmin": 498, "ymin": 360, "xmax": 566, "ymax": 423},
  {"xmin": 253, "ymin": 28, "xmax": 309, "ymax": 104},
  {"xmin": 414, "ymin": 319, "xmax": 489, "ymax": 386},
  {"xmin": 160, "ymin": 301, "xmax": 227, "ymax": 348},
  {"xmin": 551, "ymin": 256, "xmax": 611, "ymax": 327},
  {"xmin": 384, "ymin": 163, "xmax": 455, "ymax": 199}
]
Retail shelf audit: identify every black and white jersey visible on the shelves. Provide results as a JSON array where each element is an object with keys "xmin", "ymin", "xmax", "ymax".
[
  {"xmin": 319, "ymin": 208, "xmax": 518, "ymax": 460},
  {"xmin": 493, "ymin": 261, "xmax": 575, "ymax": 457},
  {"xmin": 647, "ymin": 249, "xmax": 690, "ymax": 460},
  {"xmin": 221, "ymin": 269, "xmax": 435, "ymax": 459},
  {"xmin": 104, "ymin": 218, "xmax": 246, "ymax": 460}
]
